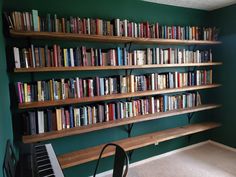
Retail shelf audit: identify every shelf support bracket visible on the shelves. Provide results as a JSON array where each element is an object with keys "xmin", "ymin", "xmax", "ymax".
[
  {"xmin": 126, "ymin": 123, "xmax": 134, "ymax": 137},
  {"xmin": 187, "ymin": 112, "xmax": 195, "ymax": 124},
  {"xmin": 128, "ymin": 150, "xmax": 134, "ymax": 161}
]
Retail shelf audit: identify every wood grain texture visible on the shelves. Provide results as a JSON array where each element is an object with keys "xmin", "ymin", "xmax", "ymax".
[
  {"xmin": 14, "ymin": 62, "xmax": 223, "ymax": 73},
  {"xmin": 18, "ymin": 84, "xmax": 221, "ymax": 109},
  {"xmin": 57, "ymin": 122, "xmax": 221, "ymax": 169},
  {"xmin": 10, "ymin": 30, "xmax": 222, "ymax": 45},
  {"xmin": 22, "ymin": 104, "xmax": 221, "ymax": 143}
]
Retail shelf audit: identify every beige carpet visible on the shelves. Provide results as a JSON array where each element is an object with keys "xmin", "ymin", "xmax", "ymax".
[{"xmin": 102, "ymin": 141, "xmax": 236, "ymax": 177}]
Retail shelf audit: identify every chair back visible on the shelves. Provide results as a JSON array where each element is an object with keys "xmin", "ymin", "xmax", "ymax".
[
  {"xmin": 3, "ymin": 140, "xmax": 16, "ymax": 177},
  {"xmin": 93, "ymin": 143, "xmax": 129, "ymax": 177}
]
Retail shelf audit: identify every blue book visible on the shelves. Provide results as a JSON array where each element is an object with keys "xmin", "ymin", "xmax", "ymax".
[
  {"xmin": 98, "ymin": 49, "xmax": 102, "ymax": 66},
  {"xmin": 117, "ymin": 47, "xmax": 121, "ymax": 66},
  {"xmin": 32, "ymin": 10, "xmax": 39, "ymax": 31},
  {"xmin": 100, "ymin": 78, "xmax": 105, "ymax": 96},
  {"xmin": 163, "ymin": 95, "xmax": 168, "ymax": 112},
  {"xmin": 83, "ymin": 107, "xmax": 88, "ymax": 125},
  {"xmin": 69, "ymin": 106, "xmax": 74, "ymax": 128},
  {"xmin": 67, "ymin": 48, "xmax": 71, "ymax": 66}
]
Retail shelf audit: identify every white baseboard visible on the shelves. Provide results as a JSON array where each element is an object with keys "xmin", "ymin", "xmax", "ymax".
[
  {"xmin": 96, "ymin": 140, "xmax": 212, "ymax": 177},
  {"xmin": 208, "ymin": 140, "xmax": 236, "ymax": 152}
]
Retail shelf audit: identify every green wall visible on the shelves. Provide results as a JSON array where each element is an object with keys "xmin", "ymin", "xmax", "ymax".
[
  {"xmin": 1, "ymin": 0, "xmax": 227, "ymax": 177},
  {"xmin": 207, "ymin": 5, "xmax": 236, "ymax": 148},
  {"xmin": 0, "ymin": 0, "xmax": 13, "ymax": 176}
]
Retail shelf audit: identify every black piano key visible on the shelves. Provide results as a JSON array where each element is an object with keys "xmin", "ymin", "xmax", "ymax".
[
  {"xmin": 38, "ymin": 164, "xmax": 52, "ymax": 171},
  {"xmin": 37, "ymin": 159, "xmax": 51, "ymax": 166},
  {"xmin": 38, "ymin": 169, "xmax": 54, "ymax": 177}
]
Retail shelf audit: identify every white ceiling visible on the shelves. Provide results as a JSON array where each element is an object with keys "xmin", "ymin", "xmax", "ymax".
[{"xmin": 142, "ymin": 0, "xmax": 236, "ymax": 11}]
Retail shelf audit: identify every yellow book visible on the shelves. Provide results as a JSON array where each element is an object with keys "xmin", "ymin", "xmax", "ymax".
[
  {"xmin": 63, "ymin": 49, "xmax": 67, "ymax": 66},
  {"xmin": 56, "ymin": 109, "xmax": 62, "ymax": 130},
  {"xmin": 24, "ymin": 83, "xmax": 28, "ymax": 102},
  {"xmin": 37, "ymin": 81, "xmax": 42, "ymax": 101},
  {"xmin": 49, "ymin": 80, "xmax": 54, "ymax": 101}
]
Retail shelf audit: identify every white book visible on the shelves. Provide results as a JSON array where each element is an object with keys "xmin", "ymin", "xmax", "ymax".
[
  {"xmin": 37, "ymin": 111, "xmax": 44, "ymax": 133},
  {"xmin": 124, "ymin": 19, "xmax": 128, "ymax": 37},
  {"xmin": 70, "ymin": 48, "xmax": 75, "ymax": 67},
  {"xmin": 76, "ymin": 77, "xmax": 80, "ymax": 98},
  {"xmin": 13, "ymin": 47, "xmax": 21, "ymax": 68},
  {"xmin": 87, "ymin": 18, "xmax": 91, "ymax": 35},
  {"xmin": 155, "ymin": 48, "xmax": 160, "ymax": 64},
  {"xmin": 115, "ymin": 19, "xmax": 120, "ymax": 36},
  {"xmin": 31, "ymin": 44, "xmax": 36, "ymax": 67}
]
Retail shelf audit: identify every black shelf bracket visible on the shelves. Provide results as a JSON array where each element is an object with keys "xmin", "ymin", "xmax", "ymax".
[
  {"xmin": 187, "ymin": 112, "xmax": 195, "ymax": 124},
  {"xmin": 128, "ymin": 150, "xmax": 134, "ymax": 161},
  {"xmin": 126, "ymin": 123, "xmax": 134, "ymax": 137}
]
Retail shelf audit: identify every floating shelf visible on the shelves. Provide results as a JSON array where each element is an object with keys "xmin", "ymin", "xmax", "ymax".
[
  {"xmin": 10, "ymin": 30, "xmax": 222, "ymax": 45},
  {"xmin": 22, "ymin": 104, "xmax": 221, "ymax": 143},
  {"xmin": 18, "ymin": 84, "xmax": 221, "ymax": 109},
  {"xmin": 57, "ymin": 122, "xmax": 221, "ymax": 169},
  {"xmin": 14, "ymin": 62, "xmax": 223, "ymax": 73}
]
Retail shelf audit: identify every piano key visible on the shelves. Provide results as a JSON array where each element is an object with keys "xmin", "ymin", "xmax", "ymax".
[{"xmin": 45, "ymin": 144, "xmax": 64, "ymax": 177}]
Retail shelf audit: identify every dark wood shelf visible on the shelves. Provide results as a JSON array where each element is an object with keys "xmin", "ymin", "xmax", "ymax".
[
  {"xmin": 22, "ymin": 104, "xmax": 221, "ymax": 143},
  {"xmin": 57, "ymin": 122, "xmax": 221, "ymax": 169},
  {"xmin": 18, "ymin": 84, "xmax": 221, "ymax": 109},
  {"xmin": 14, "ymin": 62, "xmax": 223, "ymax": 73},
  {"xmin": 10, "ymin": 30, "xmax": 222, "ymax": 45}
]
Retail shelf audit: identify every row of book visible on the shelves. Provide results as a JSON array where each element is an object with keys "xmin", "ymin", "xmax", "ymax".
[
  {"xmin": 16, "ymin": 70, "xmax": 212, "ymax": 103},
  {"xmin": 23, "ymin": 92, "xmax": 201, "ymax": 135},
  {"xmin": 6, "ymin": 10, "xmax": 219, "ymax": 41},
  {"xmin": 13, "ymin": 45, "xmax": 213, "ymax": 69}
]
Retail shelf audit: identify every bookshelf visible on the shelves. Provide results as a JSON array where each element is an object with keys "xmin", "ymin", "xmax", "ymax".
[
  {"xmin": 14, "ymin": 62, "xmax": 223, "ymax": 73},
  {"xmin": 10, "ymin": 30, "xmax": 222, "ymax": 45},
  {"xmin": 18, "ymin": 84, "xmax": 221, "ymax": 109},
  {"xmin": 57, "ymin": 122, "xmax": 221, "ymax": 169},
  {"xmin": 23, "ymin": 104, "xmax": 221, "ymax": 143},
  {"xmin": 6, "ymin": 9, "xmax": 222, "ymax": 172}
]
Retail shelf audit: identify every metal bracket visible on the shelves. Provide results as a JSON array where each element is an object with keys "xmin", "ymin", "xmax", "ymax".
[
  {"xmin": 126, "ymin": 123, "xmax": 134, "ymax": 137},
  {"xmin": 128, "ymin": 150, "xmax": 134, "ymax": 161},
  {"xmin": 187, "ymin": 112, "xmax": 195, "ymax": 124}
]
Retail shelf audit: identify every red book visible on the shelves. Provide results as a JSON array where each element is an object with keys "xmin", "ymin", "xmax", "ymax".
[
  {"xmin": 65, "ymin": 110, "xmax": 70, "ymax": 129},
  {"xmin": 172, "ymin": 26, "xmax": 175, "ymax": 39},
  {"xmin": 91, "ymin": 48, "xmax": 95, "ymax": 66},
  {"xmin": 178, "ymin": 73, "xmax": 180, "ymax": 88},
  {"xmin": 82, "ymin": 18, "xmax": 86, "ymax": 34},
  {"xmin": 168, "ymin": 48, "xmax": 171, "ymax": 64},
  {"xmin": 57, "ymin": 45, "xmax": 61, "ymax": 67},
  {"xmin": 82, "ymin": 46, "xmax": 87, "ymax": 66},
  {"xmin": 53, "ymin": 44, "xmax": 58, "ymax": 67},
  {"xmin": 109, "ymin": 104, "xmax": 113, "ymax": 121},
  {"xmin": 96, "ymin": 77, "xmax": 100, "ymax": 96},
  {"xmin": 79, "ymin": 79, "xmax": 83, "ymax": 97},
  {"xmin": 146, "ymin": 21, "xmax": 150, "ymax": 38},
  {"xmin": 140, "ymin": 23, "xmax": 144, "ymax": 38}
]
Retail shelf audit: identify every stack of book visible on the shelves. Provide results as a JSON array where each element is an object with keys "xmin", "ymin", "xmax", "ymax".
[
  {"xmin": 16, "ymin": 70, "xmax": 212, "ymax": 103},
  {"xmin": 6, "ymin": 10, "xmax": 219, "ymax": 40},
  {"xmin": 23, "ymin": 92, "xmax": 201, "ymax": 135},
  {"xmin": 13, "ymin": 45, "xmax": 213, "ymax": 69}
]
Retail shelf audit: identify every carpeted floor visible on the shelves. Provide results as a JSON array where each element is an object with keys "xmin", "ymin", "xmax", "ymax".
[{"xmin": 102, "ymin": 141, "xmax": 236, "ymax": 177}]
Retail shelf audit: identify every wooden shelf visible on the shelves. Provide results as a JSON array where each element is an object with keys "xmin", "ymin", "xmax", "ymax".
[
  {"xmin": 10, "ymin": 30, "xmax": 221, "ymax": 45},
  {"xmin": 18, "ymin": 84, "xmax": 221, "ymax": 109},
  {"xmin": 14, "ymin": 62, "xmax": 223, "ymax": 73},
  {"xmin": 57, "ymin": 122, "xmax": 221, "ymax": 169},
  {"xmin": 22, "ymin": 104, "xmax": 221, "ymax": 143}
]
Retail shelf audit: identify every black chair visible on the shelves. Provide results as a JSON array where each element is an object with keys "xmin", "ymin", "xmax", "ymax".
[
  {"xmin": 3, "ymin": 140, "xmax": 16, "ymax": 177},
  {"xmin": 93, "ymin": 143, "xmax": 129, "ymax": 177}
]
